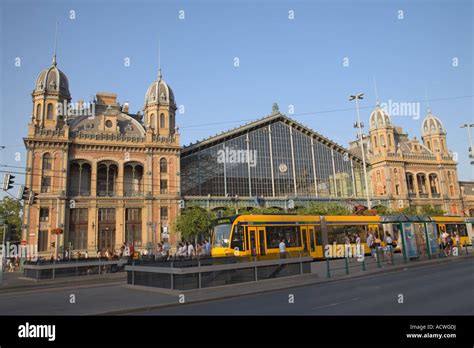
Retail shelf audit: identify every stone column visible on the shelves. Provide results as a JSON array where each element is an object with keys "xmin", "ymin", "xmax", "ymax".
[{"xmin": 91, "ymin": 161, "xmax": 97, "ymax": 196}]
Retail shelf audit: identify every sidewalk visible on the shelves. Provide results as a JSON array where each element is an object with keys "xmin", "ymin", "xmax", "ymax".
[
  {"xmin": 0, "ymin": 270, "xmax": 126, "ymax": 293},
  {"xmin": 99, "ymin": 253, "xmax": 474, "ymax": 315}
]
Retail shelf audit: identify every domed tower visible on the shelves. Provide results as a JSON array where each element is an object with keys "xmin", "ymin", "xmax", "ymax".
[
  {"xmin": 421, "ymin": 111, "xmax": 448, "ymax": 156},
  {"xmin": 143, "ymin": 69, "xmax": 177, "ymax": 136},
  {"xmin": 31, "ymin": 53, "xmax": 71, "ymax": 129},
  {"xmin": 368, "ymin": 104, "xmax": 396, "ymax": 155}
]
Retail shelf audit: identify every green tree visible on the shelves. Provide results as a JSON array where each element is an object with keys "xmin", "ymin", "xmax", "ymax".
[
  {"xmin": 175, "ymin": 207, "xmax": 214, "ymax": 241},
  {"xmin": 372, "ymin": 205, "xmax": 397, "ymax": 215},
  {"xmin": 420, "ymin": 205, "xmax": 446, "ymax": 216},
  {"xmin": 297, "ymin": 202, "xmax": 351, "ymax": 216},
  {"xmin": 400, "ymin": 206, "xmax": 418, "ymax": 216},
  {"xmin": 0, "ymin": 197, "xmax": 23, "ymax": 241}
]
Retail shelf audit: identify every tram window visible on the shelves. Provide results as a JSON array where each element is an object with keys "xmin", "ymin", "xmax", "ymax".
[
  {"xmin": 309, "ymin": 230, "xmax": 316, "ymax": 252},
  {"xmin": 328, "ymin": 225, "xmax": 368, "ymax": 244},
  {"xmin": 230, "ymin": 225, "xmax": 245, "ymax": 251},
  {"xmin": 266, "ymin": 226, "xmax": 301, "ymax": 248},
  {"xmin": 391, "ymin": 224, "xmax": 401, "ymax": 241},
  {"xmin": 446, "ymin": 224, "xmax": 458, "ymax": 236},
  {"xmin": 458, "ymin": 224, "xmax": 467, "ymax": 237},
  {"xmin": 315, "ymin": 225, "xmax": 322, "ymax": 245},
  {"xmin": 449, "ymin": 224, "xmax": 467, "ymax": 237}
]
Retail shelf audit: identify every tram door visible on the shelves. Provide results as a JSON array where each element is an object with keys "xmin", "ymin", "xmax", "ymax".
[
  {"xmin": 301, "ymin": 226, "xmax": 309, "ymax": 253},
  {"xmin": 247, "ymin": 227, "xmax": 259, "ymax": 257}
]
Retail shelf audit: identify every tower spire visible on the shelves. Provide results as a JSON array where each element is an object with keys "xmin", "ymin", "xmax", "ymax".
[
  {"xmin": 425, "ymin": 88, "xmax": 431, "ymax": 114},
  {"xmin": 157, "ymin": 40, "xmax": 162, "ymax": 80},
  {"xmin": 373, "ymin": 76, "xmax": 379, "ymax": 107},
  {"xmin": 52, "ymin": 21, "xmax": 58, "ymax": 66}
]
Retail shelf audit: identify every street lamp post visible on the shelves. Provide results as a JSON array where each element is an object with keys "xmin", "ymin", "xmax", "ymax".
[
  {"xmin": 349, "ymin": 93, "xmax": 371, "ymax": 209},
  {"xmin": 460, "ymin": 123, "xmax": 474, "ymax": 162}
]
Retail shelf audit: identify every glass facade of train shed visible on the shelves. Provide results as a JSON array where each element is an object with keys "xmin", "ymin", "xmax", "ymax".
[{"xmin": 181, "ymin": 108, "xmax": 368, "ymax": 200}]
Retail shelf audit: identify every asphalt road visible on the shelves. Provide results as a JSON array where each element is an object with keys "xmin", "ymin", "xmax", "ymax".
[{"xmin": 136, "ymin": 258, "xmax": 474, "ymax": 315}]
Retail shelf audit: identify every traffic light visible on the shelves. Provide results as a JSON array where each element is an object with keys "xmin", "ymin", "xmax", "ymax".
[
  {"xmin": 51, "ymin": 242, "xmax": 55, "ymax": 248},
  {"xmin": 28, "ymin": 191, "xmax": 39, "ymax": 205},
  {"xmin": 18, "ymin": 185, "xmax": 30, "ymax": 200},
  {"xmin": 2, "ymin": 174, "xmax": 15, "ymax": 191},
  {"xmin": 179, "ymin": 199, "xmax": 185, "ymax": 209}
]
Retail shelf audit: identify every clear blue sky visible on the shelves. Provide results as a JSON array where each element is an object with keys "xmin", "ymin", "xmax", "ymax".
[{"xmin": 0, "ymin": 0, "xmax": 472, "ymax": 198}]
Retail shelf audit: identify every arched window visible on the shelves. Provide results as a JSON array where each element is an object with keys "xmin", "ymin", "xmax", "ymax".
[
  {"xmin": 42, "ymin": 153, "xmax": 52, "ymax": 170},
  {"xmin": 160, "ymin": 158, "xmax": 167, "ymax": 173},
  {"xmin": 434, "ymin": 140, "xmax": 439, "ymax": 152},
  {"xmin": 36, "ymin": 104, "xmax": 42, "ymax": 119},
  {"xmin": 160, "ymin": 113, "xmax": 165, "ymax": 128},
  {"xmin": 388, "ymin": 134, "xmax": 392, "ymax": 147},
  {"xmin": 97, "ymin": 161, "xmax": 118, "ymax": 197},
  {"xmin": 406, "ymin": 173, "xmax": 415, "ymax": 194},
  {"xmin": 68, "ymin": 161, "xmax": 92, "ymax": 196},
  {"xmin": 373, "ymin": 136, "xmax": 378, "ymax": 148},
  {"xmin": 124, "ymin": 162, "xmax": 144, "ymax": 196},
  {"xmin": 149, "ymin": 113, "xmax": 155, "ymax": 128},
  {"xmin": 441, "ymin": 139, "xmax": 446, "ymax": 151},
  {"xmin": 47, "ymin": 103, "xmax": 54, "ymax": 120},
  {"xmin": 429, "ymin": 174, "xmax": 439, "ymax": 194},
  {"xmin": 427, "ymin": 141, "xmax": 431, "ymax": 150},
  {"xmin": 380, "ymin": 135, "xmax": 385, "ymax": 147}
]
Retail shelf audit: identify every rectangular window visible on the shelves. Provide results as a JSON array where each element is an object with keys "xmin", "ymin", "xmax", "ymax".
[
  {"xmin": 265, "ymin": 225, "xmax": 301, "ymax": 248},
  {"xmin": 125, "ymin": 208, "xmax": 142, "ymax": 247},
  {"xmin": 69, "ymin": 209, "xmax": 88, "ymax": 250},
  {"xmin": 160, "ymin": 207, "xmax": 168, "ymax": 220},
  {"xmin": 39, "ymin": 208, "xmax": 49, "ymax": 222},
  {"xmin": 38, "ymin": 230, "xmax": 48, "ymax": 252},
  {"xmin": 99, "ymin": 208, "xmax": 115, "ymax": 222},
  {"xmin": 69, "ymin": 229, "xmax": 88, "ymax": 250},
  {"xmin": 160, "ymin": 180, "xmax": 168, "ymax": 194},
  {"xmin": 41, "ymin": 176, "xmax": 51, "ymax": 193},
  {"xmin": 126, "ymin": 208, "xmax": 141, "ymax": 221}
]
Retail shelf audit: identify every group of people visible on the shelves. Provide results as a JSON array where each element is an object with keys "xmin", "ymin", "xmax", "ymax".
[
  {"xmin": 366, "ymin": 231, "xmax": 396, "ymax": 263},
  {"xmin": 440, "ymin": 230, "xmax": 460, "ymax": 256},
  {"xmin": 174, "ymin": 240, "xmax": 212, "ymax": 259}
]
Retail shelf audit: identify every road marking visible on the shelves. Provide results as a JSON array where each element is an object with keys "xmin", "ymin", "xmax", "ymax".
[{"xmin": 312, "ymin": 297, "xmax": 360, "ymax": 310}]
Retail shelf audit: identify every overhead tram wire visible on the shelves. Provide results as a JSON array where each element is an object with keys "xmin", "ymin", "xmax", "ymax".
[
  {"xmin": 0, "ymin": 94, "xmax": 471, "ymax": 146},
  {"xmin": 178, "ymin": 94, "xmax": 474, "ymax": 129}
]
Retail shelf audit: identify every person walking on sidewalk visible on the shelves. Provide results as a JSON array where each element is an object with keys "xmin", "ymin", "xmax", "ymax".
[
  {"xmin": 384, "ymin": 232, "xmax": 393, "ymax": 264},
  {"xmin": 366, "ymin": 232, "xmax": 376, "ymax": 259},
  {"xmin": 279, "ymin": 239, "xmax": 287, "ymax": 259}
]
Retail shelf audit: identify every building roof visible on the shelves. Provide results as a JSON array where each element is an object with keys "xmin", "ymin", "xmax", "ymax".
[{"xmin": 181, "ymin": 108, "xmax": 364, "ymax": 164}]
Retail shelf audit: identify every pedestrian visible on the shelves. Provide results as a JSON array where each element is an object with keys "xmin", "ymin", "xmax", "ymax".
[
  {"xmin": 454, "ymin": 232, "xmax": 461, "ymax": 252},
  {"xmin": 279, "ymin": 239, "xmax": 287, "ymax": 259},
  {"xmin": 366, "ymin": 232, "xmax": 375, "ymax": 259},
  {"xmin": 354, "ymin": 233, "xmax": 362, "ymax": 258},
  {"xmin": 445, "ymin": 233, "xmax": 453, "ymax": 256},
  {"xmin": 384, "ymin": 232, "xmax": 393, "ymax": 264},
  {"xmin": 84, "ymin": 251, "xmax": 89, "ymax": 259},
  {"xmin": 374, "ymin": 232, "xmax": 382, "ymax": 260},
  {"xmin": 204, "ymin": 239, "xmax": 212, "ymax": 257},
  {"xmin": 195, "ymin": 242, "xmax": 202, "ymax": 258},
  {"xmin": 441, "ymin": 229, "xmax": 449, "ymax": 255},
  {"xmin": 187, "ymin": 241, "xmax": 195, "ymax": 259}
]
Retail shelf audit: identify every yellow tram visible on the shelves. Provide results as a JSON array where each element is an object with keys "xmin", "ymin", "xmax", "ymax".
[
  {"xmin": 211, "ymin": 213, "xmax": 472, "ymax": 259},
  {"xmin": 432, "ymin": 216, "xmax": 471, "ymax": 247},
  {"xmin": 211, "ymin": 214, "xmax": 385, "ymax": 259}
]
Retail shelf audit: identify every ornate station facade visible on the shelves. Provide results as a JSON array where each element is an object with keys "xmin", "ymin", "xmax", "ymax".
[
  {"xmin": 349, "ymin": 103, "xmax": 462, "ymax": 215},
  {"xmin": 22, "ymin": 54, "xmax": 180, "ymax": 256}
]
